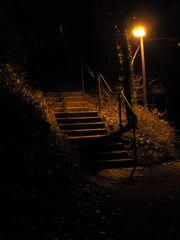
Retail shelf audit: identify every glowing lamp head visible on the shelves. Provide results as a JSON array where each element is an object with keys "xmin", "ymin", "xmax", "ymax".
[{"xmin": 133, "ymin": 27, "xmax": 146, "ymax": 37}]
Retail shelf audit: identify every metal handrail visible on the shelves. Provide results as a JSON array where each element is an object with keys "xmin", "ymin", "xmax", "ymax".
[
  {"xmin": 82, "ymin": 60, "xmax": 137, "ymax": 163},
  {"xmin": 81, "ymin": 60, "xmax": 113, "ymax": 114},
  {"xmin": 120, "ymin": 90, "xmax": 137, "ymax": 164},
  {"xmin": 97, "ymin": 73, "xmax": 114, "ymax": 114},
  {"xmin": 81, "ymin": 61, "xmax": 96, "ymax": 91},
  {"xmin": 87, "ymin": 65, "xmax": 95, "ymax": 78},
  {"xmin": 99, "ymin": 73, "xmax": 113, "ymax": 94},
  {"xmin": 96, "ymin": 78, "xmax": 138, "ymax": 164},
  {"xmin": 120, "ymin": 90, "xmax": 137, "ymax": 119},
  {"xmin": 97, "ymin": 76, "xmax": 138, "ymax": 166}
]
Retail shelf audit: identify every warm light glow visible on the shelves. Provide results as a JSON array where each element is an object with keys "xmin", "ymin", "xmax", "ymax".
[{"xmin": 133, "ymin": 27, "xmax": 146, "ymax": 37}]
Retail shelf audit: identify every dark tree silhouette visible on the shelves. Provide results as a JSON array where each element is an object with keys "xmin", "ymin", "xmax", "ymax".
[{"xmin": 90, "ymin": 1, "xmax": 134, "ymax": 127}]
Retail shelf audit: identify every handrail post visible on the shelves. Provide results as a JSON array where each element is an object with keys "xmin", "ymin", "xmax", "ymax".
[
  {"xmin": 120, "ymin": 90, "xmax": 138, "ymax": 166},
  {"xmin": 118, "ymin": 90, "xmax": 122, "ymax": 130},
  {"xmin": 128, "ymin": 119, "xmax": 138, "ymax": 181},
  {"xmin": 98, "ymin": 74, "xmax": 101, "ymax": 114},
  {"xmin": 132, "ymin": 122, "xmax": 137, "ymax": 163},
  {"xmin": 81, "ymin": 59, "xmax": 84, "ymax": 92}
]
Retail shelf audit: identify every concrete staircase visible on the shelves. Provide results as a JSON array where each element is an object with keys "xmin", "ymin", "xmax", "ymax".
[{"xmin": 46, "ymin": 91, "xmax": 136, "ymax": 169}]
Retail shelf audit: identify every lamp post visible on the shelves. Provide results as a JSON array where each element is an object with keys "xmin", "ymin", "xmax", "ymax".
[{"xmin": 133, "ymin": 27, "xmax": 147, "ymax": 105}]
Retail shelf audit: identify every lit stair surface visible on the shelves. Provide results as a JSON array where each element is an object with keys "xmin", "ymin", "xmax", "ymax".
[{"xmin": 46, "ymin": 91, "xmax": 136, "ymax": 169}]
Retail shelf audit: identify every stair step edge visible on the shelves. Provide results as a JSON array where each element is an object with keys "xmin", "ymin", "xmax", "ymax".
[
  {"xmin": 96, "ymin": 158, "xmax": 134, "ymax": 162},
  {"xmin": 68, "ymin": 135, "xmax": 107, "ymax": 140},
  {"xmin": 59, "ymin": 122, "xmax": 104, "ymax": 126},
  {"xmin": 62, "ymin": 128, "xmax": 107, "ymax": 132}
]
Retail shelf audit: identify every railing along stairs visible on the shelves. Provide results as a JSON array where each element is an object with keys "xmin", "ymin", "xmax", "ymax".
[{"xmin": 81, "ymin": 60, "xmax": 138, "ymax": 164}]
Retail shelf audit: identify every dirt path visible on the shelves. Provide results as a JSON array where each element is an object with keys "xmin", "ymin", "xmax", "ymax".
[
  {"xmin": 89, "ymin": 162, "xmax": 180, "ymax": 198},
  {"xmin": 2, "ymin": 159, "xmax": 180, "ymax": 240},
  {"xmin": 86, "ymin": 161, "xmax": 180, "ymax": 239}
]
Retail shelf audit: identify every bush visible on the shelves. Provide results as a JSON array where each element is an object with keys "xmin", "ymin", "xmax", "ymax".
[
  {"xmin": 86, "ymin": 84, "xmax": 176, "ymax": 165},
  {"xmin": 0, "ymin": 63, "xmax": 81, "ymax": 239},
  {"xmin": 123, "ymin": 105, "xmax": 176, "ymax": 164},
  {"xmin": 0, "ymin": 63, "xmax": 81, "ymax": 177}
]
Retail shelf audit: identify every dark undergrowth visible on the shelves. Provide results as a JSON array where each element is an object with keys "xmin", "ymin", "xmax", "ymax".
[{"xmin": 0, "ymin": 64, "xmax": 106, "ymax": 239}]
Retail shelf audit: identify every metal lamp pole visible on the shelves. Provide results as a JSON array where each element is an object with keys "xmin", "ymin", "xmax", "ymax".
[
  {"xmin": 140, "ymin": 36, "xmax": 147, "ymax": 105},
  {"xmin": 133, "ymin": 27, "xmax": 147, "ymax": 105}
]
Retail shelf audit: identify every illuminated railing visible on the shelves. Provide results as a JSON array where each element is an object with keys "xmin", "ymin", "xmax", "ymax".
[
  {"xmin": 81, "ymin": 60, "xmax": 137, "ymax": 163},
  {"xmin": 97, "ymin": 73, "xmax": 113, "ymax": 113},
  {"xmin": 120, "ymin": 90, "xmax": 137, "ymax": 164},
  {"xmin": 81, "ymin": 61, "xmax": 113, "ymax": 113}
]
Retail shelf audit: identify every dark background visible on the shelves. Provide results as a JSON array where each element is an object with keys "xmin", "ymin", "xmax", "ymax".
[{"xmin": 0, "ymin": 0, "xmax": 180, "ymax": 128}]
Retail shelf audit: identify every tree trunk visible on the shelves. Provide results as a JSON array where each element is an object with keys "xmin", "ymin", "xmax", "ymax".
[{"xmin": 114, "ymin": 22, "xmax": 134, "ymax": 129}]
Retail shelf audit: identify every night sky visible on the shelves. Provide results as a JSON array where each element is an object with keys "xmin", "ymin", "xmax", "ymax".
[{"xmin": 0, "ymin": 0, "xmax": 180, "ymax": 127}]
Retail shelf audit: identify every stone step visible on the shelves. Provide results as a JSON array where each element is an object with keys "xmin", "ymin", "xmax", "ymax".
[
  {"xmin": 46, "ymin": 90, "xmax": 134, "ymax": 169},
  {"xmin": 68, "ymin": 135, "xmax": 108, "ymax": 143},
  {"xmin": 46, "ymin": 91, "xmax": 84, "ymax": 97},
  {"xmin": 69, "ymin": 134, "xmax": 123, "ymax": 145},
  {"xmin": 46, "ymin": 95, "xmax": 85, "ymax": 102},
  {"xmin": 93, "ymin": 159, "xmax": 136, "ymax": 169},
  {"xmin": 61, "ymin": 128, "xmax": 107, "ymax": 137},
  {"xmin": 83, "ymin": 150, "xmax": 129, "ymax": 160},
  {"xmin": 74, "ymin": 142, "xmax": 124, "ymax": 152},
  {"xmin": 53, "ymin": 106, "xmax": 90, "ymax": 112},
  {"xmin": 59, "ymin": 122, "xmax": 105, "ymax": 130},
  {"xmin": 48, "ymin": 101, "xmax": 88, "ymax": 108},
  {"xmin": 55, "ymin": 111, "xmax": 99, "ymax": 118},
  {"xmin": 57, "ymin": 116, "xmax": 102, "ymax": 124},
  {"xmin": 87, "ymin": 150, "xmax": 128, "ymax": 160}
]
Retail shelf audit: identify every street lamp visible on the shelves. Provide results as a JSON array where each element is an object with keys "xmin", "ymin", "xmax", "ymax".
[{"xmin": 133, "ymin": 27, "xmax": 147, "ymax": 105}]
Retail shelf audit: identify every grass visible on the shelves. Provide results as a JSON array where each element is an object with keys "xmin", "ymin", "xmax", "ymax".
[{"xmin": 123, "ymin": 105, "xmax": 176, "ymax": 164}]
